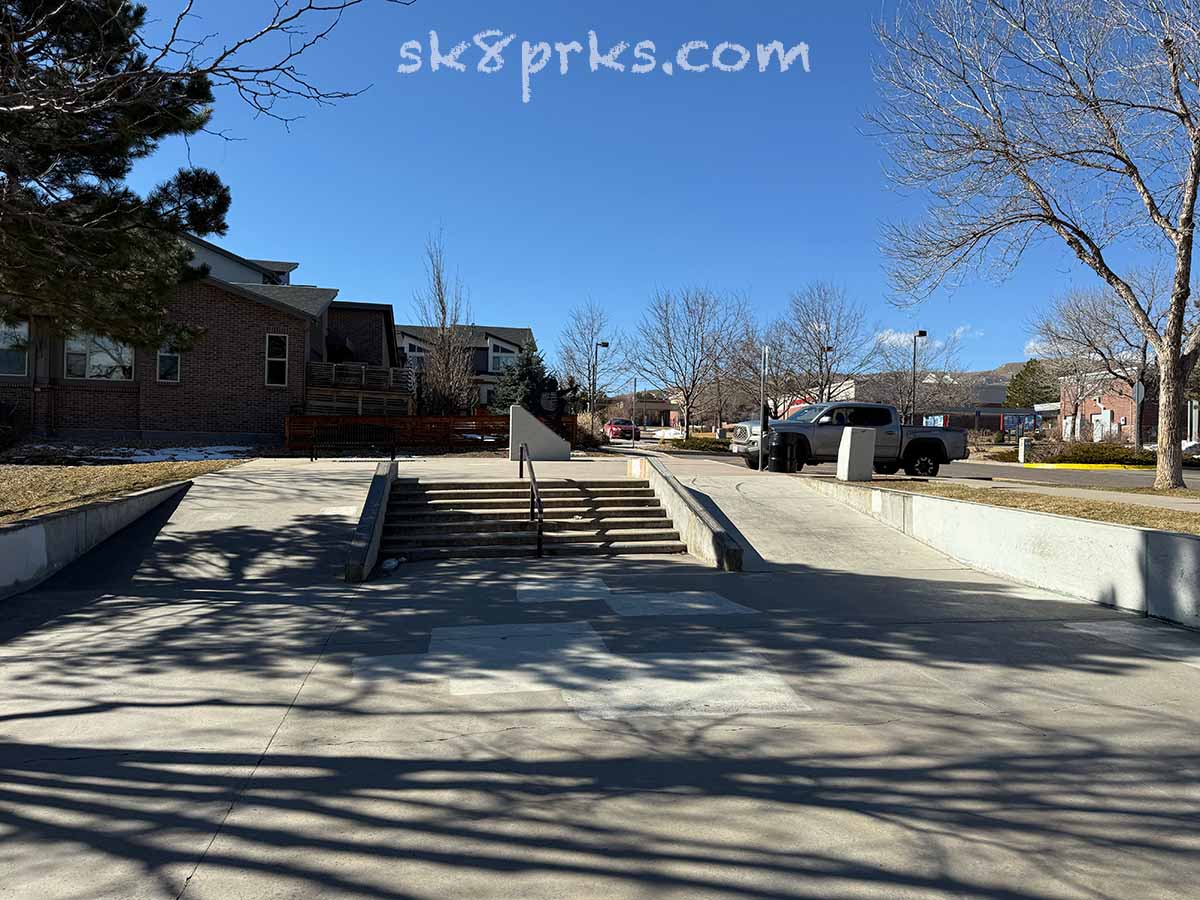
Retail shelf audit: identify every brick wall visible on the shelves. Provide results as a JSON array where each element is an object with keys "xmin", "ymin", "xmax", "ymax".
[
  {"xmin": 1060, "ymin": 380, "xmax": 1159, "ymax": 443},
  {"xmin": 137, "ymin": 280, "xmax": 308, "ymax": 437},
  {"xmin": 326, "ymin": 306, "xmax": 388, "ymax": 366}
]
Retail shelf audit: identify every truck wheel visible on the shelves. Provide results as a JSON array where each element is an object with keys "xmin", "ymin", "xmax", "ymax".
[
  {"xmin": 874, "ymin": 462, "xmax": 900, "ymax": 475},
  {"xmin": 744, "ymin": 455, "xmax": 761, "ymax": 470},
  {"xmin": 903, "ymin": 452, "xmax": 940, "ymax": 477}
]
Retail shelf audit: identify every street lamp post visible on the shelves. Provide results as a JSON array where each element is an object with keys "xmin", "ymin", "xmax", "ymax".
[
  {"xmin": 592, "ymin": 341, "xmax": 609, "ymax": 433},
  {"xmin": 758, "ymin": 344, "xmax": 769, "ymax": 472},
  {"xmin": 911, "ymin": 330, "xmax": 927, "ymax": 426}
]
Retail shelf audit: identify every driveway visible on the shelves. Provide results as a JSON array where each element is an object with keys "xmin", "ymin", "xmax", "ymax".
[{"xmin": 1, "ymin": 457, "xmax": 1199, "ymax": 899}]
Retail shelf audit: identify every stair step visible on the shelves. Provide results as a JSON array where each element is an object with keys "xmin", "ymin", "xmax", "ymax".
[
  {"xmin": 384, "ymin": 528, "xmax": 681, "ymax": 549},
  {"xmin": 390, "ymin": 496, "xmax": 661, "ymax": 511},
  {"xmin": 395, "ymin": 486, "xmax": 656, "ymax": 501},
  {"xmin": 385, "ymin": 541, "xmax": 688, "ymax": 562},
  {"xmin": 389, "ymin": 516, "xmax": 672, "ymax": 536},
  {"xmin": 385, "ymin": 506, "xmax": 670, "ymax": 524},
  {"xmin": 392, "ymin": 479, "xmax": 649, "ymax": 492}
]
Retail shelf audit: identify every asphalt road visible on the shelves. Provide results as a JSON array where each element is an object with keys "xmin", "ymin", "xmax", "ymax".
[{"xmin": 652, "ymin": 449, "xmax": 1198, "ymax": 489}]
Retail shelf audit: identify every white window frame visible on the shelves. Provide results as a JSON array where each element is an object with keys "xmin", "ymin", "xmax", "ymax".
[
  {"xmin": 156, "ymin": 346, "xmax": 181, "ymax": 383},
  {"xmin": 265, "ymin": 333, "xmax": 288, "ymax": 387},
  {"xmin": 489, "ymin": 339, "xmax": 518, "ymax": 374},
  {"xmin": 63, "ymin": 332, "xmax": 134, "ymax": 381},
  {"xmin": 0, "ymin": 320, "xmax": 29, "ymax": 377}
]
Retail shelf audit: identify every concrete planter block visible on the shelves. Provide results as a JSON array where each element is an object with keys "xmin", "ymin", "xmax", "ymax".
[
  {"xmin": 836, "ymin": 427, "xmax": 875, "ymax": 482},
  {"xmin": 509, "ymin": 405, "xmax": 570, "ymax": 461}
]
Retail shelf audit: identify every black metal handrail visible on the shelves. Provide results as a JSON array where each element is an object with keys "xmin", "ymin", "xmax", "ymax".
[{"xmin": 518, "ymin": 442, "xmax": 545, "ymax": 557}]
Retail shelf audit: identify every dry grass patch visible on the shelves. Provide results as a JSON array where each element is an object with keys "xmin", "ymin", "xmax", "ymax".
[
  {"xmin": 0, "ymin": 461, "xmax": 242, "ymax": 525},
  {"xmin": 884, "ymin": 480, "xmax": 1200, "ymax": 537}
]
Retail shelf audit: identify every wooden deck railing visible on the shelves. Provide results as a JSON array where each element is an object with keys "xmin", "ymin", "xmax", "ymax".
[{"xmin": 306, "ymin": 362, "xmax": 415, "ymax": 393}]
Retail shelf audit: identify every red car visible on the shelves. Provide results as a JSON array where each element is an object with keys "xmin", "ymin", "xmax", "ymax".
[{"xmin": 603, "ymin": 418, "xmax": 641, "ymax": 440}]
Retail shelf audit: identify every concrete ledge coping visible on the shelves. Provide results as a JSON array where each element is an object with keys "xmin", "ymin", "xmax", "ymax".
[
  {"xmin": 0, "ymin": 479, "xmax": 191, "ymax": 600},
  {"xmin": 627, "ymin": 457, "xmax": 743, "ymax": 571},
  {"xmin": 797, "ymin": 475, "xmax": 1200, "ymax": 629},
  {"xmin": 345, "ymin": 461, "xmax": 397, "ymax": 583}
]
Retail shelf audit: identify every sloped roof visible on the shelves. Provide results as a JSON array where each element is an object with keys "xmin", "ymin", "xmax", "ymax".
[
  {"xmin": 250, "ymin": 259, "xmax": 301, "ymax": 274},
  {"xmin": 231, "ymin": 282, "xmax": 338, "ymax": 319},
  {"xmin": 395, "ymin": 324, "xmax": 534, "ymax": 349}
]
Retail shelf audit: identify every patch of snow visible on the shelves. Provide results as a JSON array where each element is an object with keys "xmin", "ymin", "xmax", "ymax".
[
  {"xmin": 653, "ymin": 428, "xmax": 685, "ymax": 440},
  {"xmin": 93, "ymin": 445, "xmax": 251, "ymax": 462}
]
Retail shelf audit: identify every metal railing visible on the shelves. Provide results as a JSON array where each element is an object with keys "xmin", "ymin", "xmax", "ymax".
[{"xmin": 518, "ymin": 442, "xmax": 544, "ymax": 557}]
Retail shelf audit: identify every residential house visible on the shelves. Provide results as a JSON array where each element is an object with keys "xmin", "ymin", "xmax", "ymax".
[
  {"xmin": 395, "ymin": 324, "xmax": 535, "ymax": 409},
  {"xmin": 0, "ymin": 237, "xmax": 409, "ymax": 443}
]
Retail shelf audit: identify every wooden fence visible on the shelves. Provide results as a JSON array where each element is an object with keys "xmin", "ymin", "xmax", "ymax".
[{"xmin": 285, "ymin": 414, "xmax": 577, "ymax": 451}]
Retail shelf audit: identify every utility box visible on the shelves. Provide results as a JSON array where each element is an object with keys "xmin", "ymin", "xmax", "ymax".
[{"xmin": 836, "ymin": 427, "xmax": 875, "ymax": 482}]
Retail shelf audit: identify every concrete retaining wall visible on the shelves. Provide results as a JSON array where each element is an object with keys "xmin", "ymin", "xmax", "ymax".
[
  {"xmin": 345, "ymin": 461, "xmax": 397, "ymax": 583},
  {"xmin": 627, "ymin": 457, "xmax": 742, "ymax": 571},
  {"xmin": 509, "ymin": 405, "xmax": 570, "ymax": 461},
  {"xmin": 798, "ymin": 476, "xmax": 1200, "ymax": 629},
  {"xmin": 0, "ymin": 480, "xmax": 190, "ymax": 600}
]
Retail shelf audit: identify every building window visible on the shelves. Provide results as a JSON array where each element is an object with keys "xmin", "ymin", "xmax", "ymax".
[
  {"xmin": 64, "ymin": 333, "xmax": 133, "ymax": 380},
  {"xmin": 157, "ymin": 346, "xmax": 181, "ymax": 383},
  {"xmin": 265, "ymin": 334, "xmax": 288, "ymax": 386},
  {"xmin": 0, "ymin": 320, "xmax": 29, "ymax": 376},
  {"xmin": 491, "ymin": 343, "xmax": 516, "ymax": 372}
]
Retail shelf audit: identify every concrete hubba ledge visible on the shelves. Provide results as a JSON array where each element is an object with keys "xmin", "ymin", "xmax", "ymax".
[
  {"xmin": 345, "ymin": 461, "xmax": 397, "ymax": 583},
  {"xmin": 509, "ymin": 404, "xmax": 570, "ymax": 461},
  {"xmin": 0, "ymin": 479, "xmax": 190, "ymax": 600},
  {"xmin": 626, "ymin": 457, "xmax": 743, "ymax": 571},
  {"xmin": 798, "ymin": 476, "xmax": 1200, "ymax": 629}
]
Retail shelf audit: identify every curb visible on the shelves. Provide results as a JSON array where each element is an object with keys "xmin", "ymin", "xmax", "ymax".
[
  {"xmin": 345, "ymin": 461, "xmax": 397, "ymax": 582},
  {"xmin": 0, "ymin": 479, "xmax": 191, "ymax": 600},
  {"xmin": 1023, "ymin": 462, "xmax": 1155, "ymax": 470}
]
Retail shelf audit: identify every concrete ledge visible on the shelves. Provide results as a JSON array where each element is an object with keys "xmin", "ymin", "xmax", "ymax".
[
  {"xmin": 345, "ymin": 461, "xmax": 397, "ymax": 583},
  {"xmin": 0, "ymin": 480, "xmax": 190, "ymax": 600},
  {"xmin": 797, "ymin": 476, "xmax": 1200, "ymax": 628},
  {"xmin": 627, "ymin": 457, "xmax": 743, "ymax": 571}
]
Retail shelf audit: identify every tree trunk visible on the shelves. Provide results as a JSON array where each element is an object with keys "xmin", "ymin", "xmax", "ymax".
[{"xmin": 1154, "ymin": 354, "xmax": 1185, "ymax": 489}]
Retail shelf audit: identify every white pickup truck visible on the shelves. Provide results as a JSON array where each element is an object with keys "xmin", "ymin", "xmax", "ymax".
[{"xmin": 729, "ymin": 402, "xmax": 969, "ymax": 476}]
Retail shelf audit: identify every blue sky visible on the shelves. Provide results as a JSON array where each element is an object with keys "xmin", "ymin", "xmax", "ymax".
[{"xmin": 131, "ymin": 0, "xmax": 1098, "ymax": 372}]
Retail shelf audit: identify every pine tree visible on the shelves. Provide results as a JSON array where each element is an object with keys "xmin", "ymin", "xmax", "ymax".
[
  {"xmin": 491, "ymin": 341, "xmax": 559, "ymax": 414},
  {"xmin": 0, "ymin": 1, "xmax": 232, "ymax": 347},
  {"xmin": 1006, "ymin": 359, "xmax": 1059, "ymax": 408}
]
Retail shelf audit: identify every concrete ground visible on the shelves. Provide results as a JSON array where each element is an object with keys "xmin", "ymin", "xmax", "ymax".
[{"xmin": 2, "ymin": 456, "xmax": 1199, "ymax": 899}]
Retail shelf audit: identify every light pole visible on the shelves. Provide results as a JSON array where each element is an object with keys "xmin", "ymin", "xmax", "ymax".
[
  {"xmin": 820, "ymin": 344, "xmax": 834, "ymax": 401},
  {"xmin": 911, "ymin": 330, "xmax": 927, "ymax": 425},
  {"xmin": 758, "ymin": 343, "xmax": 769, "ymax": 472},
  {"xmin": 591, "ymin": 341, "xmax": 608, "ymax": 433}
]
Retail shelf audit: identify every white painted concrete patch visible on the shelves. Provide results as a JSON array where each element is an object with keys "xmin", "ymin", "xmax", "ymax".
[
  {"xmin": 351, "ymin": 620, "xmax": 807, "ymax": 720},
  {"xmin": 514, "ymin": 577, "xmax": 757, "ymax": 617},
  {"xmin": 1064, "ymin": 621, "xmax": 1200, "ymax": 671},
  {"xmin": 602, "ymin": 591, "xmax": 756, "ymax": 617}
]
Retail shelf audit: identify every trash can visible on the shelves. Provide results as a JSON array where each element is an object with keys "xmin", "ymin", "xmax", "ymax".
[{"xmin": 768, "ymin": 430, "xmax": 789, "ymax": 472}]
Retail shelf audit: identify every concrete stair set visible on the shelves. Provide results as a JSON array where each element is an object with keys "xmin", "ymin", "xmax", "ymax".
[{"xmin": 382, "ymin": 478, "xmax": 687, "ymax": 560}]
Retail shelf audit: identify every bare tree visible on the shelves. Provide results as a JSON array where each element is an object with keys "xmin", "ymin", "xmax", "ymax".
[
  {"xmin": 722, "ymin": 321, "xmax": 804, "ymax": 419},
  {"xmin": 629, "ymin": 288, "xmax": 743, "ymax": 434},
  {"xmin": 1037, "ymin": 342, "xmax": 1108, "ymax": 442},
  {"xmin": 873, "ymin": 0, "xmax": 1200, "ymax": 488},
  {"xmin": 557, "ymin": 300, "xmax": 622, "ymax": 435},
  {"xmin": 782, "ymin": 282, "xmax": 878, "ymax": 403},
  {"xmin": 412, "ymin": 232, "xmax": 475, "ymax": 416},
  {"xmin": 2, "ymin": 0, "xmax": 415, "ymax": 123},
  {"xmin": 865, "ymin": 331, "xmax": 971, "ymax": 424},
  {"xmin": 1032, "ymin": 272, "xmax": 1180, "ymax": 449}
]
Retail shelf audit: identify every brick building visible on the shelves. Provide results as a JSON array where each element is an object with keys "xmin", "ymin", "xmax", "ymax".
[
  {"xmin": 0, "ymin": 237, "xmax": 404, "ymax": 444},
  {"xmin": 1059, "ymin": 374, "xmax": 1159, "ymax": 444}
]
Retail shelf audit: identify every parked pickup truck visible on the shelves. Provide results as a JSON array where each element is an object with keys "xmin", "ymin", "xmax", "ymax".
[{"xmin": 729, "ymin": 402, "xmax": 969, "ymax": 476}]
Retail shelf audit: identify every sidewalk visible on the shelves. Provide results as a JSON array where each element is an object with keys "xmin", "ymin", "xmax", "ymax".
[{"xmin": 942, "ymin": 474, "xmax": 1200, "ymax": 513}]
